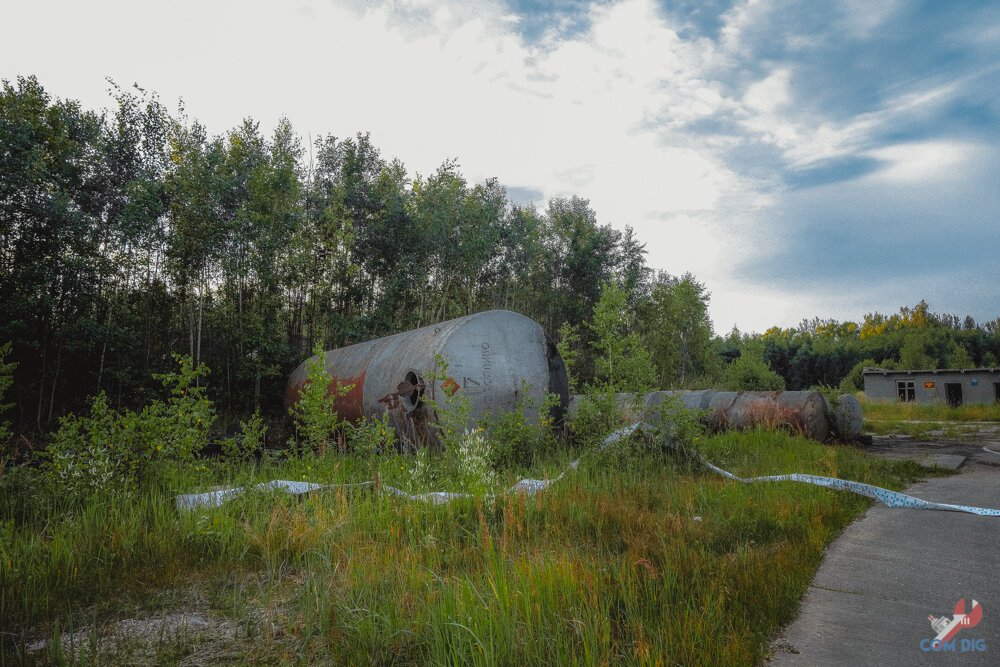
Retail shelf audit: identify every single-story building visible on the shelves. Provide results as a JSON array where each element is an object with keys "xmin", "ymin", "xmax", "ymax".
[{"xmin": 863, "ymin": 367, "xmax": 1000, "ymax": 406}]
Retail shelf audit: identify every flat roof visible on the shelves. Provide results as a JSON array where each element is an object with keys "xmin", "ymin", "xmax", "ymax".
[{"xmin": 862, "ymin": 367, "xmax": 1000, "ymax": 376}]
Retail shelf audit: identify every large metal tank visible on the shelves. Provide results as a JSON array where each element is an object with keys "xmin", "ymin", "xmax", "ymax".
[
  {"xmin": 285, "ymin": 310, "xmax": 569, "ymax": 450},
  {"xmin": 567, "ymin": 390, "xmax": 842, "ymax": 442}
]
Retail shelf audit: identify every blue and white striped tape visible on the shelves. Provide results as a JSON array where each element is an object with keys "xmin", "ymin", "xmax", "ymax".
[{"xmin": 176, "ymin": 423, "xmax": 1000, "ymax": 515}]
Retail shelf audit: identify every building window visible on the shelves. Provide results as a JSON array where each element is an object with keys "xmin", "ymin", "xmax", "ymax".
[{"xmin": 897, "ymin": 380, "xmax": 915, "ymax": 402}]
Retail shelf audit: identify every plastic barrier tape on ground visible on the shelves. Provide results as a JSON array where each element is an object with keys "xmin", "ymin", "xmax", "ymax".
[{"xmin": 175, "ymin": 424, "xmax": 1000, "ymax": 515}]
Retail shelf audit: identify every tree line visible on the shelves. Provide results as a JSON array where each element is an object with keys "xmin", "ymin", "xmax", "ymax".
[
  {"xmin": 0, "ymin": 76, "xmax": 700, "ymax": 433},
  {"xmin": 2, "ymin": 75, "xmax": 999, "ymax": 440},
  {"xmin": 754, "ymin": 300, "xmax": 1000, "ymax": 393}
]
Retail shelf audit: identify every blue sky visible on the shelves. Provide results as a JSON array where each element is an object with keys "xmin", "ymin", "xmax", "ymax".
[{"xmin": 2, "ymin": 0, "xmax": 998, "ymax": 332}]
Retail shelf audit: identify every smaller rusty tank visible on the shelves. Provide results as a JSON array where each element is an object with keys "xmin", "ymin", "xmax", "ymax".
[
  {"xmin": 286, "ymin": 310, "xmax": 568, "ymax": 451},
  {"xmin": 568, "ymin": 390, "xmax": 844, "ymax": 442}
]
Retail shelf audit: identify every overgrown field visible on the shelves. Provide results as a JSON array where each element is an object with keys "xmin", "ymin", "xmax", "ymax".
[
  {"xmin": 859, "ymin": 397, "xmax": 1000, "ymax": 437},
  {"xmin": 861, "ymin": 399, "xmax": 1000, "ymax": 423},
  {"xmin": 1, "ymin": 426, "xmax": 943, "ymax": 665}
]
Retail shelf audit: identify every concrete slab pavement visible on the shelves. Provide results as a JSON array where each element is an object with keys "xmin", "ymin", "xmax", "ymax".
[{"xmin": 769, "ymin": 462, "xmax": 1000, "ymax": 666}]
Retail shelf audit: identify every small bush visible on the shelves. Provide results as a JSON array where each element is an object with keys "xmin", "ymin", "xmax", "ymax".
[
  {"xmin": 0, "ymin": 341, "xmax": 15, "ymax": 458},
  {"xmin": 221, "ymin": 410, "xmax": 267, "ymax": 461},
  {"xmin": 584, "ymin": 391, "xmax": 705, "ymax": 472},
  {"xmin": 568, "ymin": 387, "xmax": 623, "ymax": 449},
  {"xmin": 725, "ymin": 355, "xmax": 785, "ymax": 391},
  {"xmin": 479, "ymin": 382, "xmax": 560, "ymax": 470},
  {"xmin": 44, "ymin": 355, "xmax": 215, "ymax": 504},
  {"xmin": 288, "ymin": 342, "xmax": 352, "ymax": 453}
]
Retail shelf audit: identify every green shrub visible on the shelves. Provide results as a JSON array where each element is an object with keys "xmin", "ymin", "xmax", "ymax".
[
  {"xmin": 221, "ymin": 410, "xmax": 267, "ymax": 461},
  {"xmin": 583, "ymin": 391, "xmax": 705, "ymax": 472},
  {"xmin": 479, "ymin": 381, "xmax": 560, "ymax": 470},
  {"xmin": 567, "ymin": 387, "xmax": 623, "ymax": 450},
  {"xmin": 44, "ymin": 355, "xmax": 215, "ymax": 504},
  {"xmin": 0, "ymin": 341, "xmax": 16, "ymax": 463},
  {"xmin": 288, "ymin": 342, "xmax": 352, "ymax": 453},
  {"xmin": 724, "ymin": 355, "xmax": 785, "ymax": 391}
]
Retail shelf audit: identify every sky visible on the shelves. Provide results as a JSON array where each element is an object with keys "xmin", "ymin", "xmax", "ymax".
[{"xmin": 3, "ymin": 0, "xmax": 999, "ymax": 333}]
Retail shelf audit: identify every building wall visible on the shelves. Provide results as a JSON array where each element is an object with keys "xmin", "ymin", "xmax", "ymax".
[{"xmin": 863, "ymin": 369, "xmax": 1000, "ymax": 405}]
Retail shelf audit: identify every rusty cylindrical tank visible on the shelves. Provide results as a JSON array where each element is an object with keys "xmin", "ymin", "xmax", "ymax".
[
  {"xmin": 568, "ymin": 390, "xmax": 837, "ymax": 442},
  {"xmin": 829, "ymin": 394, "xmax": 864, "ymax": 441},
  {"xmin": 285, "ymin": 310, "xmax": 569, "ymax": 450}
]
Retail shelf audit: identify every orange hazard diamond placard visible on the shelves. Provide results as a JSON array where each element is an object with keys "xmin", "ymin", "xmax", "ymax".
[{"xmin": 441, "ymin": 377, "xmax": 461, "ymax": 397}]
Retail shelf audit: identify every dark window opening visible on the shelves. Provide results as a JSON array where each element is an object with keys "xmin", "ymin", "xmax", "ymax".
[
  {"xmin": 897, "ymin": 380, "xmax": 915, "ymax": 402},
  {"xmin": 945, "ymin": 383, "xmax": 963, "ymax": 408},
  {"xmin": 994, "ymin": 383, "xmax": 999, "ymax": 404}
]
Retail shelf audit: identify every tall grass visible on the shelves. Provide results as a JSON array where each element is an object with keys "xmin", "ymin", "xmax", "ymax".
[
  {"xmin": 1, "ymin": 429, "xmax": 943, "ymax": 665},
  {"xmin": 860, "ymin": 399, "xmax": 1000, "ymax": 423}
]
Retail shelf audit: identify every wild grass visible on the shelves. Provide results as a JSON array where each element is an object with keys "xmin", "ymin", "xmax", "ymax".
[
  {"xmin": 861, "ymin": 420, "xmax": 989, "ymax": 438},
  {"xmin": 857, "ymin": 396, "xmax": 1000, "ymax": 437},
  {"xmin": 860, "ymin": 399, "xmax": 1000, "ymax": 423},
  {"xmin": 1, "ymin": 429, "xmax": 941, "ymax": 665}
]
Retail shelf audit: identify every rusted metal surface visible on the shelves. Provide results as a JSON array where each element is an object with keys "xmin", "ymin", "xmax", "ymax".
[
  {"xmin": 568, "ymin": 390, "xmax": 858, "ymax": 442},
  {"xmin": 286, "ymin": 310, "xmax": 569, "ymax": 450}
]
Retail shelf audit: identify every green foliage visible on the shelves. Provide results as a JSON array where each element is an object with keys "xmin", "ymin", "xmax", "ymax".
[
  {"xmin": 143, "ymin": 355, "xmax": 217, "ymax": 458},
  {"xmin": 46, "ymin": 392, "xmax": 123, "ymax": 502},
  {"xmin": 839, "ymin": 358, "xmax": 876, "ymax": 393},
  {"xmin": 479, "ymin": 382, "xmax": 561, "ymax": 470},
  {"xmin": 407, "ymin": 357, "xmax": 559, "ymax": 492},
  {"xmin": 555, "ymin": 321, "xmax": 581, "ymax": 394},
  {"xmin": 725, "ymin": 353, "xmax": 786, "ymax": 391},
  {"xmin": 44, "ymin": 356, "xmax": 215, "ymax": 504},
  {"xmin": 288, "ymin": 343, "xmax": 352, "ymax": 453},
  {"xmin": 567, "ymin": 387, "xmax": 623, "ymax": 450},
  {"xmin": 347, "ymin": 413, "xmax": 396, "ymax": 458},
  {"xmin": 222, "ymin": 410, "xmax": 267, "ymax": 461},
  {"xmin": 3, "ymin": 73, "xmax": 999, "ymax": 432},
  {"xmin": 589, "ymin": 282, "xmax": 655, "ymax": 395},
  {"xmin": 409, "ymin": 429, "xmax": 498, "ymax": 495},
  {"xmin": 406, "ymin": 353, "xmax": 501, "ymax": 493},
  {"xmin": 0, "ymin": 341, "xmax": 15, "ymax": 451},
  {"xmin": 898, "ymin": 331, "xmax": 937, "ymax": 369},
  {"xmin": 640, "ymin": 272, "xmax": 722, "ymax": 388},
  {"xmin": 584, "ymin": 393, "xmax": 706, "ymax": 473},
  {"xmin": 945, "ymin": 341, "xmax": 974, "ymax": 369}
]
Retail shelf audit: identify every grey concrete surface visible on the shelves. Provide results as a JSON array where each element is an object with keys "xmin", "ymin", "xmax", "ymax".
[{"xmin": 769, "ymin": 462, "xmax": 1000, "ymax": 666}]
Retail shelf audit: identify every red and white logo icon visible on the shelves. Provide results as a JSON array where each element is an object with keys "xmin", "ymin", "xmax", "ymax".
[{"xmin": 928, "ymin": 599, "xmax": 983, "ymax": 644}]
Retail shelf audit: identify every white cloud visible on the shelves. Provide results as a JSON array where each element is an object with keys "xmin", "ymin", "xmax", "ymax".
[
  {"xmin": 866, "ymin": 141, "xmax": 975, "ymax": 184},
  {"xmin": 3, "ymin": 0, "xmax": 993, "ymax": 334},
  {"xmin": 743, "ymin": 68, "xmax": 791, "ymax": 113}
]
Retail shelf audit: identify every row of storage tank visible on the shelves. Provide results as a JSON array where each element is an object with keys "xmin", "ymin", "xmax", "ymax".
[
  {"xmin": 568, "ymin": 389, "xmax": 863, "ymax": 442},
  {"xmin": 286, "ymin": 310, "xmax": 863, "ymax": 449}
]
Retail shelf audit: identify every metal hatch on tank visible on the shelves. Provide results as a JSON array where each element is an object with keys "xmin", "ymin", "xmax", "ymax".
[{"xmin": 285, "ymin": 310, "xmax": 569, "ymax": 451}]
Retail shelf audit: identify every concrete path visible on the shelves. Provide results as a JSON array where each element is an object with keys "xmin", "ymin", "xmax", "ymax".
[{"xmin": 770, "ymin": 461, "xmax": 1000, "ymax": 666}]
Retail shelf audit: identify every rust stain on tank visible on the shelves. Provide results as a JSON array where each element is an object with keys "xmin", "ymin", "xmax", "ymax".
[
  {"xmin": 284, "ymin": 370, "xmax": 366, "ymax": 423},
  {"xmin": 284, "ymin": 379, "xmax": 304, "ymax": 412},
  {"xmin": 333, "ymin": 370, "xmax": 366, "ymax": 422}
]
